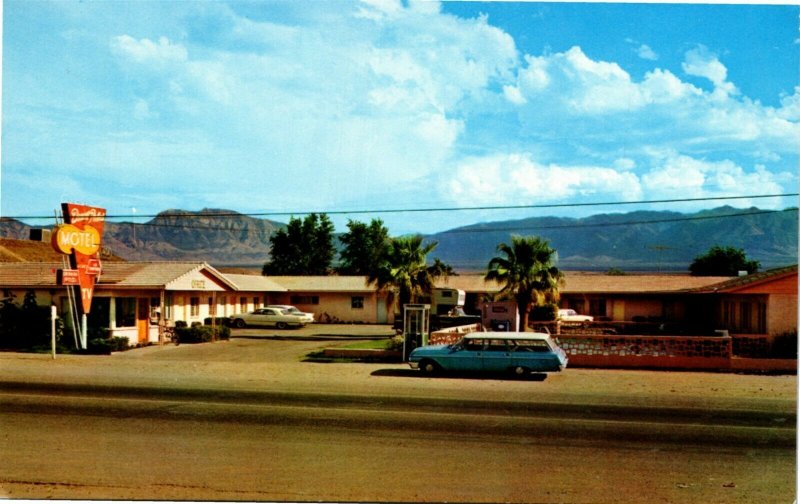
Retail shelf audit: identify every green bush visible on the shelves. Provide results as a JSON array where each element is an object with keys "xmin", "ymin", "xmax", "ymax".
[
  {"xmin": 770, "ymin": 331, "xmax": 797, "ymax": 359},
  {"xmin": 86, "ymin": 338, "xmax": 112, "ymax": 354},
  {"xmin": 530, "ymin": 303, "xmax": 558, "ymax": 321},
  {"xmin": 85, "ymin": 336, "xmax": 130, "ymax": 354},
  {"xmin": 175, "ymin": 324, "xmax": 230, "ymax": 344},
  {"xmin": 387, "ymin": 335, "xmax": 405, "ymax": 351},
  {"xmin": 0, "ymin": 291, "xmax": 63, "ymax": 350}
]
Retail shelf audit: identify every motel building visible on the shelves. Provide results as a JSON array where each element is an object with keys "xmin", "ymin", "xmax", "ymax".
[{"xmin": 0, "ymin": 262, "xmax": 288, "ymax": 345}]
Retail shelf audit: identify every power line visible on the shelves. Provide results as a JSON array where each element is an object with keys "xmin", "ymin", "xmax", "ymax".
[
  {"xmin": 7, "ymin": 206, "xmax": 792, "ymax": 236},
  {"xmin": 3, "ymin": 192, "xmax": 797, "ymax": 221}
]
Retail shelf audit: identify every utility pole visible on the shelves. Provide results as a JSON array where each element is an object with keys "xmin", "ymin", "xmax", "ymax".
[{"xmin": 648, "ymin": 245, "xmax": 674, "ymax": 273}]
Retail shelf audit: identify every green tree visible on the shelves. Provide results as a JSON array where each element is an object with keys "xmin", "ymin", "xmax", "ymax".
[
  {"xmin": 689, "ymin": 246, "xmax": 760, "ymax": 276},
  {"xmin": 262, "ymin": 213, "xmax": 335, "ymax": 275},
  {"xmin": 485, "ymin": 235, "xmax": 564, "ymax": 331},
  {"xmin": 336, "ymin": 219, "xmax": 391, "ymax": 275},
  {"xmin": 368, "ymin": 235, "xmax": 452, "ymax": 313}
]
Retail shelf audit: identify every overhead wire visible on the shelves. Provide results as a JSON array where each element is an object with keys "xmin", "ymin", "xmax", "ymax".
[{"xmin": 3, "ymin": 192, "xmax": 797, "ymax": 222}]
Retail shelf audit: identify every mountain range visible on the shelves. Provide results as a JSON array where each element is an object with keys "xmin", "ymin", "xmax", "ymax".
[{"xmin": 1, "ymin": 206, "xmax": 796, "ymax": 272}]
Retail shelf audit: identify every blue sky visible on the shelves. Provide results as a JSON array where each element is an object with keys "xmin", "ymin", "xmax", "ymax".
[{"xmin": 2, "ymin": 0, "xmax": 798, "ymax": 235}]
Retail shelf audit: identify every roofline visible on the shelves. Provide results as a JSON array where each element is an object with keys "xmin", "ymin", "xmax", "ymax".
[{"xmin": 689, "ymin": 264, "xmax": 798, "ymax": 293}]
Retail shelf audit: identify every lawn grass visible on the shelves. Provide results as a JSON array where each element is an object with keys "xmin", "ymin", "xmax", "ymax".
[{"xmin": 339, "ymin": 339, "xmax": 393, "ymax": 350}]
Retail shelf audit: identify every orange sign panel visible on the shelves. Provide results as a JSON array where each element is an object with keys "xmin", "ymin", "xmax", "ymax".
[{"xmin": 52, "ymin": 203, "xmax": 106, "ymax": 314}]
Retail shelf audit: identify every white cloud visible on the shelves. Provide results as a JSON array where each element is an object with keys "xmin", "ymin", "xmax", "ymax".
[
  {"xmin": 682, "ymin": 45, "xmax": 737, "ymax": 98},
  {"xmin": 641, "ymin": 153, "xmax": 790, "ymax": 204},
  {"xmin": 503, "ymin": 45, "xmax": 798, "ymax": 165},
  {"xmin": 111, "ymin": 35, "xmax": 187, "ymax": 65},
  {"xmin": 503, "ymin": 85, "xmax": 526, "ymax": 105},
  {"xmin": 637, "ymin": 44, "xmax": 658, "ymax": 61},
  {"xmin": 446, "ymin": 153, "xmax": 643, "ymax": 205}
]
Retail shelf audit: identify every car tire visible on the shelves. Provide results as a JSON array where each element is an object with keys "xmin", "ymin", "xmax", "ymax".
[
  {"xmin": 276, "ymin": 322, "xmax": 287, "ymax": 329},
  {"xmin": 512, "ymin": 366, "xmax": 529, "ymax": 377},
  {"xmin": 419, "ymin": 360, "xmax": 438, "ymax": 374},
  {"xmin": 234, "ymin": 319, "xmax": 246, "ymax": 328}
]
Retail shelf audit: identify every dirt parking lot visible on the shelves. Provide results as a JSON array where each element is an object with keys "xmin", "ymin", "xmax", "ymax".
[{"xmin": 0, "ymin": 324, "xmax": 795, "ymax": 415}]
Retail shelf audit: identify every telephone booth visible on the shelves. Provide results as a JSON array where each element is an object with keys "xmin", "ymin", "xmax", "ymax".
[{"xmin": 403, "ymin": 303, "xmax": 430, "ymax": 361}]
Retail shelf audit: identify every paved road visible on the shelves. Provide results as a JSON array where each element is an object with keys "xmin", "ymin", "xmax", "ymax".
[{"xmin": 0, "ymin": 326, "xmax": 796, "ymax": 502}]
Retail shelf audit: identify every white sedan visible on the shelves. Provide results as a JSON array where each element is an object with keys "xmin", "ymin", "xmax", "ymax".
[
  {"xmin": 229, "ymin": 307, "xmax": 308, "ymax": 329},
  {"xmin": 267, "ymin": 305, "xmax": 315, "ymax": 323},
  {"xmin": 558, "ymin": 309, "xmax": 594, "ymax": 323}
]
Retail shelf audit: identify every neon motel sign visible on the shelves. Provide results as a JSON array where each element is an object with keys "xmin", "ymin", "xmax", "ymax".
[{"xmin": 51, "ymin": 203, "xmax": 106, "ymax": 314}]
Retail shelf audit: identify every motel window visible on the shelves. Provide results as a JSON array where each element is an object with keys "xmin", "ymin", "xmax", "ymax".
[
  {"xmin": 722, "ymin": 301, "xmax": 736, "ymax": 329},
  {"xmin": 190, "ymin": 297, "xmax": 200, "ymax": 317},
  {"xmin": 116, "ymin": 297, "xmax": 137, "ymax": 327},
  {"xmin": 757, "ymin": 302, "xmax": 767, "ymax": 334},
  {"xmin": 240, "ymin": 297, "xmax": 248, "ymax": 311},
  {"xmin": 589, "ymin": 299, "xmax": 607, "ymax": 317},
  {"xmin": 164, "ymin": 293, "xmax": 173, "ymax": 321},
  {"xmin": 254, "ymin": 297, "xmax": 261, "ymax": 309},
  {"xmin": 150, "ymin": 297, "xmax": 161, "ymax": 320},
  {"xmin": 740, "ymin": 302, "xmax": 753, "ymax": 333},
  {"xmin": 351, "ymin": 296, "xmax": 364, "ymax": 309},
  {"xmin": 290, "ymin": 295, "xmax": 319, "ymax": 305}
]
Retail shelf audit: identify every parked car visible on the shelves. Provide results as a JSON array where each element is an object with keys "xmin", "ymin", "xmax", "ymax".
[
  {"xmin": 267, "ymin": 305, "xmax": 315, "ymax": 323},
  {"xmin": 558, "ymin": 309, "xmax": 594, "ymax": 323},
  {"xmin": 229, "ymin": 307, "xmax": 308, "ymax": 329},
  {"xmin": 408, "ymin": 332, "xmax": 568, "ymax": 377}
]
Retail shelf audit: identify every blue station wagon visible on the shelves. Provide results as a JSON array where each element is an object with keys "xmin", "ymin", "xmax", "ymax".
[{"xmin": 408, "ymin": 332, "xmax": 568, "ymax": 376}]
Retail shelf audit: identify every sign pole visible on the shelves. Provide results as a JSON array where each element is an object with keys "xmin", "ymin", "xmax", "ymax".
[
  {"xmin": 81, "ymin": 314, "xmax": 88, "ymax": 350},
  {"xmin": 51, "ymin": 304, "xmax": 57, "ymax": 359}
]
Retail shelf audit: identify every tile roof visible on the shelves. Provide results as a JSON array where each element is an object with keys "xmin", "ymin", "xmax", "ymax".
[
  {"xmin": 266, "ymin": 275, "xmax": 376, "ymax": 292},
  {"xmin": 687, "ymin": 264, "xmax": 798, "ymax": 293},
  {"xmin": 225, "ymin": 273, "xmax": 287, "ymax": 292},
  {"xmin": 0, "ymin": 262, "xmax": 237, "ymax": 290},
  {"xmin": 437, "ymin": 273, "xmax": 734, "ymax": 294}
]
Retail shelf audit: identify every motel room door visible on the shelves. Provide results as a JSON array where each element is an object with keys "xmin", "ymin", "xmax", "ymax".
[{"xmin": 137, "ymin": 298, "xmax": 150, "ymax": 344}]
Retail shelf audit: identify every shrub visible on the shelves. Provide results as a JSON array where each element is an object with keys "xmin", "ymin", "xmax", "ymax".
[
  {"xmin": 0, "ymin": 292, "xmax": 63, "ymax": 350},
  {"xmin": 770, "ymin": 330, "xmax": 798, "ymax": 359},
  {"xmin": 110, "ymin": 337, "xmax": 130, "ymax": 351},
  {"xmin": 387, "ymin": 334, "xmax": 405, "ymax": 352},
  {"xmin": 204, "ymin": 317, "xmax": 231, "ymax": 327},
  {"xmin": 174, "ymin": 324, "xmax": 230, "ymax": 344},
  {"xmin": 86, "ymin": 338, "xmax": 112, "ymax": 355},
  {"xmin": 85, "ymin": 335, "xmax": 130, "ymax": 354},
  {"xmin": 530, "ymin": 303, "xmax": 558, "ymax": 321}
]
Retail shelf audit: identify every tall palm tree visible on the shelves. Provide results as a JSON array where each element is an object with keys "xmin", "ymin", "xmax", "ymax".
[
  {"xmin": 368, "ymin": 235, "xmax": 450, "ymax": 314},
  {"xmin": 485, "ymin": 235, "xmax": 564, "ymax": 331}
]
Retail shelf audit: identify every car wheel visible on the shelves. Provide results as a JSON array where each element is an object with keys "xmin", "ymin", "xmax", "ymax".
[
  {"xmin": 419, "ymin": 360, "xmax": 438, "ymax": 374},
  {"xmin": 234, "ymin": 319, "xmax": 246, "ymax": 328},
  {"xmin": 512, "ymin": 366, "xmax": 529, "ymax": 377},
  {"xmin": 276, "ymin": 322, "xmax": 287, "ymax": 329}
]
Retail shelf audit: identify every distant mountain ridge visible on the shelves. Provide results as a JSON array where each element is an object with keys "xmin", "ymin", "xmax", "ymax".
[
  {"xmin": 1, "ymin": 206, "xmax": 796, "ymax": 271},
  {"xmin": 429, "ymin": 206, "xmax": 798, "ymax": 271}
]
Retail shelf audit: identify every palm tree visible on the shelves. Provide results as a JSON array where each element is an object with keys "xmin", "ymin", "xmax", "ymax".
[
  {"xmin": 368, "ymin": 235, "xmax": 451, "ymax": 314},
  {"xmin": 485, "ymin": 235, "xmax": 564, "ymax": 331}
]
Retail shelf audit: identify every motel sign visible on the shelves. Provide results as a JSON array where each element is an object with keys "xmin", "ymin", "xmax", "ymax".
[{"xmin": 51, "ymin": 203, "xmax": 106, "ymax": 314}]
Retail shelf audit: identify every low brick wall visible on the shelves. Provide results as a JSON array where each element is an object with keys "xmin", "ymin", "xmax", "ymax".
[
  {"xmin": 429, "ymin": 324, "xmax": 482, "ymax": 345},
  {"xmin": 558, "ymin": 334, "xmax": 733, "ymax": 370}
]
